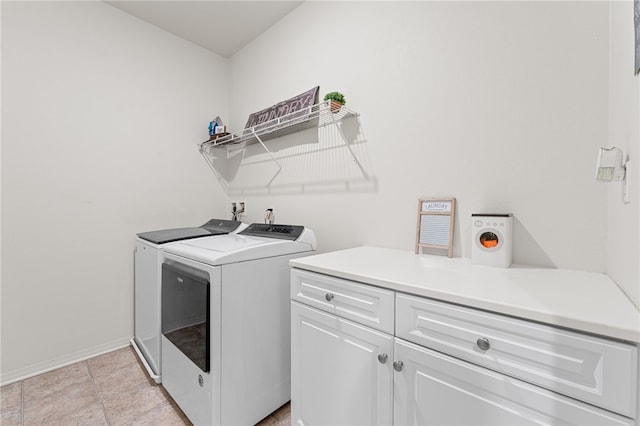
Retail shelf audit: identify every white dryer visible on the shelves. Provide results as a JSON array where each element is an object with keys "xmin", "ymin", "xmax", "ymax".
[
  {"xmin": 132, "ymin": 219, "xmax": 246, "ymax": 383},
  {"xmin": 160, "ymin": 224, "xmax": 316, "ymax": 426}
]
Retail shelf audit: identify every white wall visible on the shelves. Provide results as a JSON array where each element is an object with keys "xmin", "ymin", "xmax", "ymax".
[
  {"xmin": 2, "ymin": 0, "xmax": 630, "ymax": 386},
  {"xmin": 228, "ymin": 1, "xmax": 610, "ymax": 271},
  {"xmin": 1, "ymin": 1, "xmax": 228, "ymax": 383},
  {"xmin": 607, "ymin": 0, "xmax": 640, "ymax": 307}
]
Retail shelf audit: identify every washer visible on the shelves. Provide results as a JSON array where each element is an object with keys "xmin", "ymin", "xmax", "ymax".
[
  {"xmin": 471, "ymin": 214, "xmax": 513, "ymax": 268},
  {"xmin": 132, "ymin": 219, "xmax": 246, "ymax": 383},
  {"xmin": 160, "ymin": 223, "xmax": 316, "ymax": 426}
]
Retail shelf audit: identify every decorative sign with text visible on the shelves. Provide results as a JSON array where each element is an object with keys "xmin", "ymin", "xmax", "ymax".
[
  {"xmin": 421, "ymin": 200, "xmax": 452, "ymax": 213},
  {"xmin": 244, "ymin": 86, "xmax": 320, "ymax": 129},
  {"xmin": 415, "ymin": 198, "xmax": 456, "ymax": 257}
]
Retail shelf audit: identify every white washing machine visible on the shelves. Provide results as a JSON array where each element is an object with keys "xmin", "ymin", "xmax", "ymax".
[
  {"xmin": 160, "ymin": 223, "xmax": 316, "ymax": 426},
  {"xmin": 132, "ymin": 219, "xmax": 246, "ymax": 383},
  {"xmin": 471, "ymin": 214, "xmax": 513, "ymax": 268}
]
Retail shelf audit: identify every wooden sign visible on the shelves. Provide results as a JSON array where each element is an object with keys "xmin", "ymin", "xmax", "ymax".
[
  {"xmin": 415, "ymin": 198, "xmax": 456, "ymax": 257},
  {"xmin": 244, "ymin": 86, "xmax": 319, "ymax": 129}
]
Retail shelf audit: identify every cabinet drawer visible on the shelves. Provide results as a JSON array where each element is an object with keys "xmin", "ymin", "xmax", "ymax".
[
  {"xmin": 291, "ymin": 269, "xmax": 394, "ymax": 334},
  {"xmin": 396, "ymin": 293, "xmax": 638, "ymax": 417}
]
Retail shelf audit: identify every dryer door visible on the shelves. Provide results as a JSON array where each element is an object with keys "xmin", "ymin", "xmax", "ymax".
[{"xmin": 162, "ymin": 261, "xmax": 210, "ymax": 373}]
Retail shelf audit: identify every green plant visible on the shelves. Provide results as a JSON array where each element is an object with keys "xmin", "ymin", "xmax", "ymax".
[{"xmin": 324, "ymin": 91, "xmax": 346, "ymax": 105}]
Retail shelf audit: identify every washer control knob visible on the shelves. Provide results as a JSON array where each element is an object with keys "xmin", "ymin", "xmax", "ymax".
[
  {"xmin": 476, "ymin": 337, "xmax": 491, "ymax": 351},
  {"xmin": 474, "ymin": 220, "xmax": 483, "ymax": 227},
  {"xmin": 325, "ymin": 293, "xmax": 334, "ymax": 302}
]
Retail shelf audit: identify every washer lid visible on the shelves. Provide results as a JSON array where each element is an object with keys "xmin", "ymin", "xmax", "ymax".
[
  {"xmin": 137, "ymin": 227, "xmax": 215, "ymax": 244},
  {"xmin": 137, "ymin": 219, "xmax": 243, "ymax": 244},
  {"xmin": 163, "ymin": 230, "xmax": 315, "ymax": 265}
]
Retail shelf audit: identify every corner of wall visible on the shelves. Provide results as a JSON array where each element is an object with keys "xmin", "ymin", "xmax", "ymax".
[{"xmin": 606, "ymin": 0, "xmax": 640, "ymax": 308}]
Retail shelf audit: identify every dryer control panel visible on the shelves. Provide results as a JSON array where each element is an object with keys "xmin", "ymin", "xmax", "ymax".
[{"xmin": 239, "ymin": 223, "xmax": 305, "ymax": 240}]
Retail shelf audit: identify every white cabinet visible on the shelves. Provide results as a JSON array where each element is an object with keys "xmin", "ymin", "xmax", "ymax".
[
  {"xmin": 290, "ymin": 302, "xmax": 393, "ymax": 426},
  {"xmin": 394, "ymin": 338, "xmax": 634, "ymax": 426},
  {"xmin": 396, "ymin": 293, "xmax": 638, "ymax": 417},
  {"xmin": 291, "ymin": 267, "xmax": 639, "ymax": 426}
]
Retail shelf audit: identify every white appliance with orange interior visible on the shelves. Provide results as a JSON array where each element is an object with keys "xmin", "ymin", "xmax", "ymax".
[{"xmin": 471, "ymin": 214, "xmax": 513, "ymax": 268}]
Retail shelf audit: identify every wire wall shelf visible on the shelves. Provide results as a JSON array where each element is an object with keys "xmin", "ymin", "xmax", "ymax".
[
  {"xmin": 199, "ymin": 100, "xmax": 358, "ymax": 149},
  {"xmin": 198, "ymin": 100, "xmax": 366, "ymax": 190}
]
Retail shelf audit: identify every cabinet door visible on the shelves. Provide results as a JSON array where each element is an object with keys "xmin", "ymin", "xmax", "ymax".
[
  {"xmin": 393, "ymin": 338, "xmax": 634, "ymax": 426},
  {"xmin": 291, "ymin": 301, "xmax": 393, "ymax": 426}
]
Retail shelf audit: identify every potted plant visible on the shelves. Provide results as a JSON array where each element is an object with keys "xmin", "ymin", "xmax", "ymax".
[{"xmin": 324, "ymin": 91, "xmax": 346, "ymax": 113}]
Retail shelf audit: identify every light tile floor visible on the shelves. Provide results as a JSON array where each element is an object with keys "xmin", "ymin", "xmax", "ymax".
[{"xmin": 0, "ymin": 346, "xmax": 290, "ymax": 425}]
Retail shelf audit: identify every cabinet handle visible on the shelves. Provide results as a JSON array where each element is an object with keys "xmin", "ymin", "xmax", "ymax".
[
  {"xmin": 393, "ymin": 361, "xmax": 404, "ymax": 372},
  {"xmin": 325, "ymin": 293, "xmax": 334, "ymax": 302},
  {"xmin": 476, "ymin": 337, "xmax": 491, "ymax": 351},
  {"xmin": 377, "ymin": 353, "xmax": 388, "ymax": 364}
]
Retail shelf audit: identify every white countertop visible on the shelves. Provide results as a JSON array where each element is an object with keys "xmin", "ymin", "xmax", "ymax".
[{"xmin": 290, "ymin": 246, "xmax": 640, "ymax": 343}]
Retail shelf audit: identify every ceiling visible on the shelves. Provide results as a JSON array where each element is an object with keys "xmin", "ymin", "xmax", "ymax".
[{"xmin": 106, "ymin": 1, "xmax": 303, "ymax": 58}]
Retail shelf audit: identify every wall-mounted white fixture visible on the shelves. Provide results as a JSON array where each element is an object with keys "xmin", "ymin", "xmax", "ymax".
[
  {"xmin": 595, "ymin": 147, "xmax": 625, "ymax": 182},
  {"xmin": 595, "ymin": 147, "xmax": 630, "ymax": 203}
]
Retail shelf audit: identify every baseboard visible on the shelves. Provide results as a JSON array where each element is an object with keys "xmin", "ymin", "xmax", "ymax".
[{"xmin": 0, "ymin": 336, "xmax": 132, "ymax": 386}]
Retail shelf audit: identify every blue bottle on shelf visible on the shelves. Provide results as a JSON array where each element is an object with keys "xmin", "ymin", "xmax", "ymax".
[{"xmin": 208, "ymin": 121, "xmax": 218, "ymax": 136}]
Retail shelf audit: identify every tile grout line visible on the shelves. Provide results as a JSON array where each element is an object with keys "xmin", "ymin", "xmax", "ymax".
[{"xmin": 86, "ymin": 360, "xmax": 111, "ymax": 426}]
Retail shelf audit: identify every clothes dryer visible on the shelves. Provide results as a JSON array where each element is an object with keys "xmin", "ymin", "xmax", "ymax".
[
  {"xmin": 160, "ymin": 223, "xmax": 316, "ymax": 426},
  {"xmin": 132, "ymin": 219, "xmax": 246, "ymax": 383}
]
